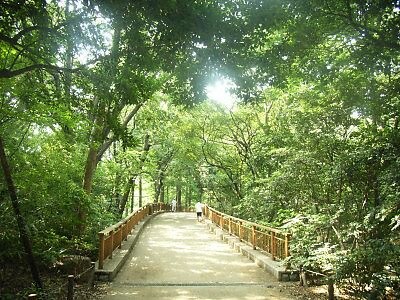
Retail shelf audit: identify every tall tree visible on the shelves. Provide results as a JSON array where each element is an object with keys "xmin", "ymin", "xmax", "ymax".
[{"xmin": 0, "ymin": 136, "xmax": 43, "ymax": 289}]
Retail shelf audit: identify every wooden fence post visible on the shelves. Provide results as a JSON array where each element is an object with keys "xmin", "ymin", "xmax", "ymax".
[
  {"xmin": 123, "ymin": 222, "xmax": 128, "ymax": 241},
  {"xmin": 118, "ymin": 226, "xmax": 123, "ymax": 249},
  {"xmin": 110, "ymin": 230, "xmax": 114, "ymax": 259},
  {"xmin": 89, "ymin": 262, "xmax": 96, "ymax": 288},
  {"xmin": 252, "ymin": 225, "xmax": 256, "ymax": 250},
  {"xmin": 67, "ymin": 275, "xmax": 74, "ymax": 300},
  {"xmin": 284, "ymin": 234, "xmax": 290, "ymax": 258},
  {"xmin": 300, "ymin": 273, "xmax": 308, "ymax": 287},
  {"xmin": 271, "ymin": 231, "xmax": 276, "ymax": 260},
  {"xmin": 238, "ymin": 221, "xmax": 242, "ymax": 242},
  {"xmin": 98, "ymin": 232, "xmax": 105, "ymax": 269},
  {"xmin": 228, "ymin": 218, "xmax": 232, "ymax": 235},
  {"xmin": 328, "ymin": 278, "xmax": 334, "ymax": 300}
]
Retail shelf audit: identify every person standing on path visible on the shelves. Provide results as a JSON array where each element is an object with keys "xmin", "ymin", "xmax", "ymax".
[
  {"xmin": 195, "ymin": 201, "xmax": 203, "ymax": 222},
  {"xmin": 171, "ymin": 198, "xmax": 177, "ymax": 212}
]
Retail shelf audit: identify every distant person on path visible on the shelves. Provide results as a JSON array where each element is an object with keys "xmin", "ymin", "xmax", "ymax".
[
  {"xmin": 171, "ymin": 198, "xmax": 177, "ymax": 212},
  {"xmin": 195, "ymin": 201, "xmax": 203, "ymax": 222}
]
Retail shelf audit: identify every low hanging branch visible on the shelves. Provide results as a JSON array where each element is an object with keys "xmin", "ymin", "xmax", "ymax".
[
  {"xmin": 0, "ymin": 55, "xmax": 110, "ymax": 79},
  {"xmin": 0, "ymin": 64, "xmax": 76, "ymax": 78}
]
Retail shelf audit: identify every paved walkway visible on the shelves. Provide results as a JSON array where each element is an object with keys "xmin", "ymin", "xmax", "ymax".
[{"xmin": 102, "ymin": 212, "xmax": 294, "ymax": 299}]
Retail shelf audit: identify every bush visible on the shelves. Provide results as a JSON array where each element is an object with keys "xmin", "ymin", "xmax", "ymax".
[
  {"xmin": 336, "ymin": 239, "xmax": 400, "ymax": 299},
  {"xmin": 284, "ymin": 214, "xmax": 338, "ymax": 273}
]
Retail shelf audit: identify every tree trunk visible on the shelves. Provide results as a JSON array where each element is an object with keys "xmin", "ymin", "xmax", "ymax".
[
  {"xmin": 185, "ymin": 185, "xmax": 193, "ymax": 208},
  {"xmin": 154, "ymin": 170, "xmax": 164, "ymax": 203},
  {"xmin": 130, "ymin": 179, "xmax": 135, "ymax": 213},
  {"xmin": 81, "ymin": 23, "xmax": 141, "ymax": 197},
  {"xmin": 160, "ymin": 185, "xmax": 165, "ymax": 203},
  {"xmin": 176, "ymin": 185, "xmax": 182, "ymax": 211},
  {"xmin": 166, "ymin": 186, "xmax": 170, "ymax": 202},
  {"xmin": 81, "ymin": 103, "xmax": 144, "ymax": 227},
  {"xmin": 83, "ymin": 146, "xmax": 97, "ymax": 194},
  {"xmin": 79, "ymin": 145, "xmax": 98, "ymax": 235},
  {"xmin": 188, "ymin": 186, "xmax": 192, "ymax": 207},
  {"xmin": 119, "ymin": 177, "xmax": 134, "ymax": 216},
  {"xmin": 64, "ymin": 0, "xmax": 73, "ymax": 97},
  {"xmin": 0, "ymin": 136, "xmax": 43, "ymax": 290},
  {"xmin": 61, "ymin": 0, "xmax": 75, "ymax": 137},
  {"xmin": 139, "ymin": 175, "xmax": 143, "ymax": 207}
]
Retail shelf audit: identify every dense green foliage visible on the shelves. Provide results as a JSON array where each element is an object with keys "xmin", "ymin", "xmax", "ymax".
[{"xmin": 1, "ymin": 0, "xmax": 399, "ymax": 298}]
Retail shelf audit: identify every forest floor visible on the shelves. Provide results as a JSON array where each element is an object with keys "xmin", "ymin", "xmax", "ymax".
[
  {"xmin": 281, "ymin": 283, "xmax": 351, "ymax": 299},
  {"xmin": 0, "ymin": 264, "xmax": 106, "ymax": 299}
]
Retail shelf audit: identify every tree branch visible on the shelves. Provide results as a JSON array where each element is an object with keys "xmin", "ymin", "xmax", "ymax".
[
  {"xmin": 323, "ymin": 2, "xmax": 400, "ymax": 51},
  {"xmin": 96, "ymin": 103, "xmax": 144, "ymax": 162},
  {"xmin": 0, "ymin": 52, "xmax": 111, "ymax": 79},
  {"xmin": 0, "ymin": 63, "xmax": 79, "ymax": 78}
]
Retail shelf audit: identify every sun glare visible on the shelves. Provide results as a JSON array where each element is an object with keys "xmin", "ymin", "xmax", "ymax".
[{"xmin": 206, "ymin": 78, "xmax": 237, "ymax": 110}]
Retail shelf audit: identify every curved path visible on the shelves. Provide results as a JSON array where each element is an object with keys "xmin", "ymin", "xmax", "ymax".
[{"xmin": 102, "ymin": 212, "xmax": 294, "ymax": 299}]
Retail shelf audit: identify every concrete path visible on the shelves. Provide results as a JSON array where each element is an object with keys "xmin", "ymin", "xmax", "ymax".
[{"xmin": 102, "ymin": 212, "xmax": 294, "ymax": 299}]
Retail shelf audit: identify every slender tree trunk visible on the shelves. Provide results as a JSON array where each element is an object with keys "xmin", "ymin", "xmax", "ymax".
[
  {"xmin": 81, "ymin": 103, "xmax": 144, "ymax": 228},
  {"xmin": 112, "ymin": 142, "xmax": 122, "ymax": 209},
  {"xmin": 119, "ymin": 177, "xmax": 134, "ymax": 216},
  {"xmin": 60, "ymin": 0, "xmax": 75, "ymax": 137},
  {"xmin": 166, "ymin": 186, "xmax": 169, "ymax": 202},
  {"xmin": 130, "ymin": 179, "xmax": 135, "ymax": 213},
  {"xmin": 139, "ymin": 175, "xmax": 143, "ymax": 207},
  {"xmin": 83, "ymin": 146, "xmax": 97, "ymax": 194},
  {"xmin": 159, "ymin": 185, "xmax": 164, "ymax": 203},
  {"xmin": 0, "ymin": 136, "xmax": 43, "ymax": 289},
  {"xmin": 184, "ymin": 185, "xmax": 189, "ymax": 207},
  {"xmin": 64, "ymin": 0, "xmax": 73, "ymax": 97},
  {"xmin": 83, "ymin": 104, "xmax": 145, "ymax": 194},
  {"xmin": 176, "ymin": 185, "xmax": 182, "ymax": 211},
  {"xmin": 81, "ymin": 22, "xmax": 122, "ymax": 195},
  {"xmin": 188, "ymin": 186, "xmax": 192, "ymax": 207},
  {"xmin": 79, "ymin": 145, "xmax": 98, "ymax": 235},
  {"xmin": 154, "ymin": 171, "xmax": 164, "ymax": 203}
]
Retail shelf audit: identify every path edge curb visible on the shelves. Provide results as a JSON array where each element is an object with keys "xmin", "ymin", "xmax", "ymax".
[{"xmin": 205, "ymin": 221, "xmax": 299, "ymax": 282}]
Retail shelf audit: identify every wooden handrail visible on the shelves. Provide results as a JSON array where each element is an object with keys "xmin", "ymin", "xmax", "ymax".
[
  {"xmin": 98, "ymin": 202, "xmax": 169, "ymax": 269},
  {"xmin": 204, "ymin": 205, "xmax": 291, "ymax": 260},
  {"xmin": 205, "ymin": 205, "xmax": 285, "ymax": 234}
]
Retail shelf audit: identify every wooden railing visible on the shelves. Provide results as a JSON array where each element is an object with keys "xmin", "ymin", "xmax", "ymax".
[
  {"xmin": 98, "ymin": 202, "xmax": 169, "ymax": 269},
  {"xmin": 204, "ymin": 205, "xmax": 290, "ymax": 261}
]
